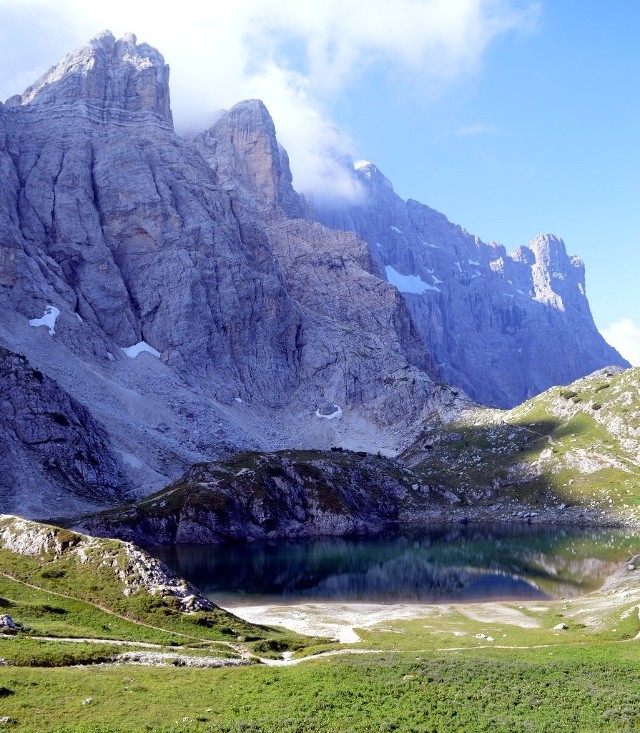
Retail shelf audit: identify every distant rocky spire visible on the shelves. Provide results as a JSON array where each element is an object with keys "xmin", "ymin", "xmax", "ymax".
[{"xmin": 194, "ymin": 99, "xmax": 302, "ymax": 218}]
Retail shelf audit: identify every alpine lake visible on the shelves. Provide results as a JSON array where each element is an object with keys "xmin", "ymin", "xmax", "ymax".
[{"xmin": 153, "ymin": 523, "xmax": 640, "ymax": 607}]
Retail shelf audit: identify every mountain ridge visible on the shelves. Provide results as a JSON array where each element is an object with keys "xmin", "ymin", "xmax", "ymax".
[{"xmin": 311, "ymin": 160, "xmax": 627, "ymax": 407}]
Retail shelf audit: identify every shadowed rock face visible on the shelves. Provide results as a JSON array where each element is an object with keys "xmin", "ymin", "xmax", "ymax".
[
  {"xmin": 311, "ymin": 162, "xmax": 628, "ymax": 407},
  {"xmin": 0, "ymin": 347, "xmax": 128, "ymax": 517}
]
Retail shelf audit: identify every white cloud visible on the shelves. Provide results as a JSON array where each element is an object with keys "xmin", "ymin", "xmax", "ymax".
[
  {"xmin": 0, "ymin": 0, "xmax": 539, "ymax": 199},
  {"xmin": 602, "ymin": 318, "xmax": 640, "ymax": 367}
]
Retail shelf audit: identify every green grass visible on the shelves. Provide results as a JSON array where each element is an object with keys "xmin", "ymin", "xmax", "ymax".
[
  {"xmin": 1, "ymin": 518, "xmax": 640, "ymax": 730},
  {"xmin": 0, "ymin": 574, "xmax": 184, "ymax": 645},
  {"xmin": 1, "ymin": 645, "xmax": 640, "ymax": 732},
  {"xmin": 0, "ymin": 637, "xmax": 121, "ymax": 667}
]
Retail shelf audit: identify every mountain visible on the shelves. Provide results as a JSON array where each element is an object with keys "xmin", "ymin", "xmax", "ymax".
[
  {"xmin": 0, "ymin": 32, "xmax": 462, "ymax": 516},
  {"xmin": 0, "ymin": 31, "xmax": 629, "ymax": 520},
  {"xmin": 311, "ymin": 162, "xmax": 628, "ymax": 407}
]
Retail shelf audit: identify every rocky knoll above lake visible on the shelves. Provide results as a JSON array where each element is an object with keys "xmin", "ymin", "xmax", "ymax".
[
  {"xmin": 80, "ymin": 450, "xmax": 433, "ymax": 545},
  {"xmin": 0, "ymin": 514, "xmax": 214, "ymax": 613}
]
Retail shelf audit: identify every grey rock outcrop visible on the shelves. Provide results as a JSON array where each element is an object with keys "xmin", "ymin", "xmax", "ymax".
[
  {"xmin": 312, "ymin": 161, "xmax": 628, "ymax": 407},
  {"xmin": 0, "ymin": 347, "xmax": 128, "ymax": 517}
]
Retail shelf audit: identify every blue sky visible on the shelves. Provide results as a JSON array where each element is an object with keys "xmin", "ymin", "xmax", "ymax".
[{"xmin": 0, "ymin": 1, "xmax": 638, "ymax": 362}]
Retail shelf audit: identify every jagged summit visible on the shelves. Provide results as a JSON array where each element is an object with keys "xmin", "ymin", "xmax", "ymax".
[{"xmin": 5, "ymin": 31, "xmax": 172, "ymax": 125}]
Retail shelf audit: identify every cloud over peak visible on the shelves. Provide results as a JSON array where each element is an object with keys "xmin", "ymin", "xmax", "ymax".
[{"xmin": 0, "ymin": 0, "xmax": 540, "ymax": 198}]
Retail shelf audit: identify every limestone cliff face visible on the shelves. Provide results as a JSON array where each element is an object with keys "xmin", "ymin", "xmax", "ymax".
[
  {"xmin": 312, "ymin": 162, "xmax": 628, "ymax": 407},
  {"xmin": 192, "ymin": 99, "xmax": 443, "ymax": 432},
  {"xmin": 0, "ymin": 34, "xmax": 459, "ymax": 515},
  {"xmin": 0, "ymin": 33, "xmax": 304, "ymax": 407}
]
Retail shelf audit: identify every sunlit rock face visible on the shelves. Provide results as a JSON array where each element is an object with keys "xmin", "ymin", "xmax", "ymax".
[{"xmin": 311, "ymin": 162, "xmax": 628, "ymax": 407}]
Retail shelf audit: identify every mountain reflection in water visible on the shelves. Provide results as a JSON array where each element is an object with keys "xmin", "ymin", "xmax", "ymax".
[{"xmin": 152, "ymin": 523, "xmax": 638, "ymax": 606}]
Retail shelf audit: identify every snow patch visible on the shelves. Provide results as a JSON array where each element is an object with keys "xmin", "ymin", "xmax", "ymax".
[
  {"xmin": 315, "ymin": 404, "xmax": 343, "ymax": 420},
  {"xmin": 390, "ymin": 226, "xmax": 403, "ymax": 234},
  {"xmin": 29, "ymin": 305, "xmax": 60, "ymax": 335},
  {"xmin": 385, "ymin": 266, "xmax": 440, "ymax": 294},
  {"xmin": 468, "ymin": 259, "xmax": 480, "ymax": 266},
  {"xmin": 234, "ymin": 397, "xmax": 244, "ymax": 404},
  {"xmin": 122, "ymin": 341, "xmax": 161, "ymax": 359}
]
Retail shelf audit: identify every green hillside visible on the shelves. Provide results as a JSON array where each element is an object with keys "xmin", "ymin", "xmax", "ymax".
[{"xmin": 404, "ymin": 367, "xmax": 640, "ymax": 523}]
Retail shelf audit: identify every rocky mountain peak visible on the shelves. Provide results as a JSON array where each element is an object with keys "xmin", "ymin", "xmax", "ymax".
[
  {"xmin": 193, "ymin": 99, "xmax": 302, "ymax": 217},
  {"xmin": 5, "ymin": 30, "xmax": 172, "ymax": 126},
  {"xmin": 354, "ymin": 160, "xmax": 394, "ymax": 196},
  {"xmin": 529, "ymin": 233, "xmax": 569, "ymax": 263}
]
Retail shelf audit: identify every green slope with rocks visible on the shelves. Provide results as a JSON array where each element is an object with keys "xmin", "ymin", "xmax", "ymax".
[
  {"xmin": 404, "ymin": 367, "xmax": 640, "ymax": 525},
  {"xmin": 0, "ymin": 515, "xmax": 312, "ymax": 657}
]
